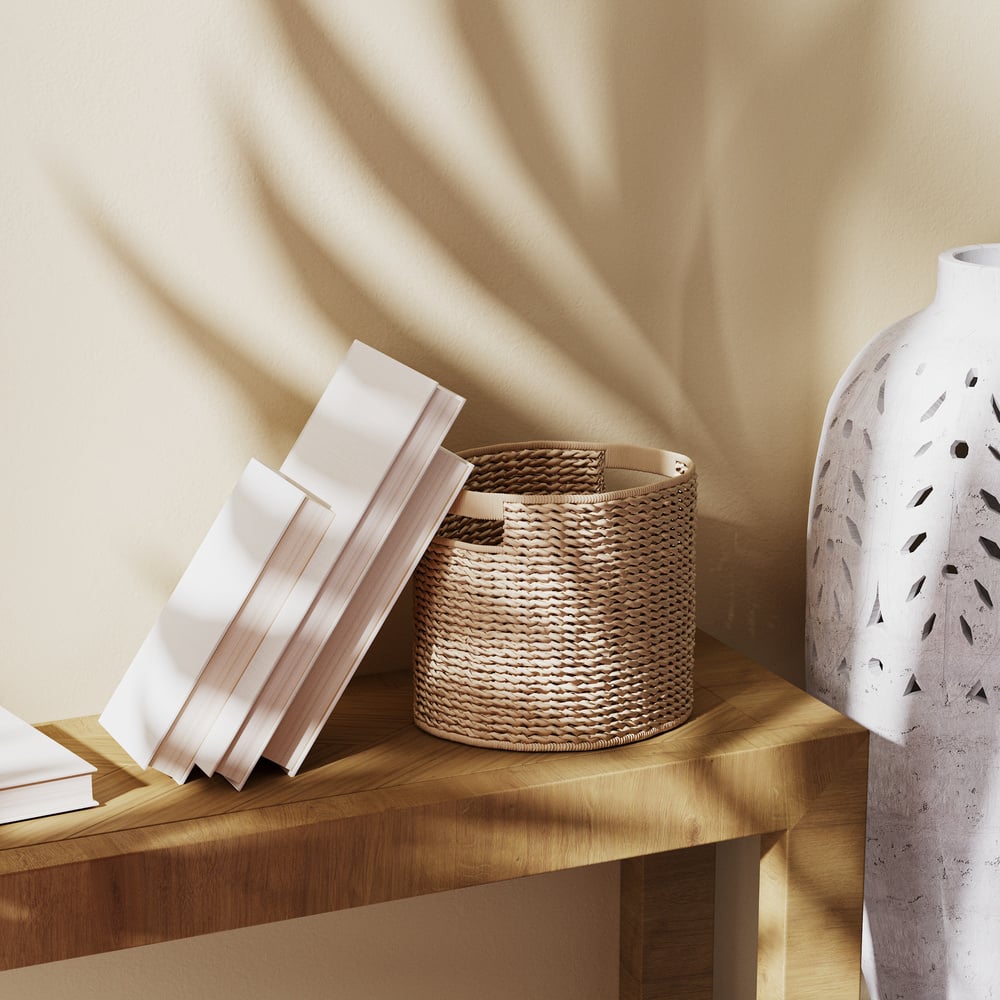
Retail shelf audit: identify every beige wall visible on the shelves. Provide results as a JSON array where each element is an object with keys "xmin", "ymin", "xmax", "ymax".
[{"xmin": 4, "ymin": 1, "xmax": 1000, "ymax": 996}]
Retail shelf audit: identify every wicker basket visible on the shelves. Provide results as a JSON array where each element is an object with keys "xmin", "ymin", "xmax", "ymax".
[{"xmin": 412, "ymin": 441, "xmax": 696, "ymax": 751}]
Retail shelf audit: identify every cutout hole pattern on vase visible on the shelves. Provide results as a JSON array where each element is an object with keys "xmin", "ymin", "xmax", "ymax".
[{"xmin": 806, "ymin": 246, "xmax": 1000, "ymax": 1000}]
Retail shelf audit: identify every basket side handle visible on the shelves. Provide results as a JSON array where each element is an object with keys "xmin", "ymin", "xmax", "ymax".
[
  {"xmin": 449, "ymin": 444, "xmax": 694, "ymax": 521},
  {"xmin": 604, "ymin": 443, "xmax": 693, "ymax": 479}
]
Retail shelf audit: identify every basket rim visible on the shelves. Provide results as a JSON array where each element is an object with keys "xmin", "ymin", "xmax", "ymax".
[{"xmin": 449, "ymin": 440, "xmax": 695, "ymax": 521}]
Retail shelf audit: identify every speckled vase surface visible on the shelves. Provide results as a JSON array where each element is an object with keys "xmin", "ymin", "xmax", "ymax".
[{"xmin": 806, "ymin": 244, "xmax": 1000, "ymax": 999}]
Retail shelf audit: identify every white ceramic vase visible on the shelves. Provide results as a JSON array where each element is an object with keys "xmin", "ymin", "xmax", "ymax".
[{"xmin": 806, "ymin": 244, "xmax": 1000, "ymax": 999}]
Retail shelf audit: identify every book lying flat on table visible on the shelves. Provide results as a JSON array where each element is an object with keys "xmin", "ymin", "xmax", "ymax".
[
  {"xmin": 0, "ymin": 705, "xmax": 97, "ymax": 825},
  {"xmin": 100, "ymin": 340, "xmax": 468, "ymax": 789}
]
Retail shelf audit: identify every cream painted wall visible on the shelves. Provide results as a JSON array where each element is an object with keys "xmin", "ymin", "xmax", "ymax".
[{"xmin": 4, "ymin": 1, "xmax": 1000, "ymax": 997}]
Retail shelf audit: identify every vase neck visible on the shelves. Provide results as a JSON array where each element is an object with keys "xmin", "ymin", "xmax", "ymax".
[{"xmin": 933, "ymin": 244, "xmax": 1000, "ymax": 315}]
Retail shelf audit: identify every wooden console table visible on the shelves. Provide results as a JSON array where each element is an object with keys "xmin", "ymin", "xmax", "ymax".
[{"xmin": 0, "ymin": 634, "xmax": 867, "ymax": 998}]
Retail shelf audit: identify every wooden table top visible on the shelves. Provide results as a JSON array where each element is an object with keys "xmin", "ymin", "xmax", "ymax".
[
  {"xmin": 0, "ymin": 632, "xmax": 868, "ymax": 972},
  {"xmin": 1, "ymin": 632, "xmax": 863, "ymax": 864}
]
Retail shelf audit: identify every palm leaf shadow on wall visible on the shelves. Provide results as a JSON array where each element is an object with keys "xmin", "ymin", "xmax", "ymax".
[
  {"xmin": 56, "ymin": 0, "xmax": 728, "ymax": 455},
  {"xmin": 53, "ymin": 0, "xmax": 879, "ymax": 677},
  {"xmin": 257, "ymin": 0, "xmax": 716, "ymax": 446}
]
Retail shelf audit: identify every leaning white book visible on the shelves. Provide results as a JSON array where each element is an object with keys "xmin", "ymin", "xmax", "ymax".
[
  {"xmin": 191, "ymin": 521, "xmax": 340, "ymax": 778},
  {"xmin": 149, "ymin": 484, "xmax": 335, "ymax": 784},
  {"xmin": 0, "ymin": 706, "xmax": 97, "ymax": 825},
  {"xmin": 211, "ymin": 342, "xmax": 465, "ymax": 789},
  {"xmin": 194, "ymin": 342, "xmax": 445, "ymax": 781},
  {"xmin": 264, "ymin": 447, "xmax": 472, "ymax": 776},
  {"xmin": 99, "ymin": 458, "xmax": 310, "ymax": 770}
]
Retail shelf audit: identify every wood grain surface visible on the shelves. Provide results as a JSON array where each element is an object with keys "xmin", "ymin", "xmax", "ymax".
[{"xmin": 0, "ymin": 633, "xmax": 867, "ymax": 998}]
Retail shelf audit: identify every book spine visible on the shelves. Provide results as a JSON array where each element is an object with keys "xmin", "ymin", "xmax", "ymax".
[
  {"xmin": 151, "ymin": 495, "xmax": 334, "ymax": 783},
  {"xmin": 98, "ymin": 460, "xmax": 308, "ymax": 768},
  {"xmin": 267, "ymin": 448, "xmax": 472, "ymax": 774}
]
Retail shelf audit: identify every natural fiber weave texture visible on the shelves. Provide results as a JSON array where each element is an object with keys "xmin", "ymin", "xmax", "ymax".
[{"xmin": 413, "ymin": 441, "xmax": 696, "ymax": 751}]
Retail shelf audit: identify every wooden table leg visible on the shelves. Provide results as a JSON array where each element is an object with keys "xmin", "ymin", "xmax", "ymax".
[
  {"xmin": 757, "ymin": 741, "xmax": 868, "ymax": 999},
  {"xmin": 620, "ymin": 844, "xmax": 716, "ymax": 1000}
]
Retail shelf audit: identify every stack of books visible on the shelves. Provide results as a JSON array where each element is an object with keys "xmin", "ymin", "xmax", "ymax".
[
  {"xmin": 100, "ymin": 342, "xmax": 472, "ymax": 790},
  {"xmin": 0, "ymin": 705, "xmax": 97, "ymax": 824}
]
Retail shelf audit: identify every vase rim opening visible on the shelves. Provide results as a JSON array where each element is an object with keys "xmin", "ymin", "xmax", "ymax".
[{"xmin": 948, "ymin": 244, "xmax": 1000, "ymax": 268}]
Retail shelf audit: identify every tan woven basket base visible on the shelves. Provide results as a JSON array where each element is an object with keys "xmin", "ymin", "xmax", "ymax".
[{"xmin": 413, "ymin": 705, "xmax": 694, "ymax": 752}]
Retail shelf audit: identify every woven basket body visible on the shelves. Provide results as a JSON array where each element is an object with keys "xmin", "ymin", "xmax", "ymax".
[{"xmin": 412, "ymin": 441, "xmax": 697, "ymax": 751}]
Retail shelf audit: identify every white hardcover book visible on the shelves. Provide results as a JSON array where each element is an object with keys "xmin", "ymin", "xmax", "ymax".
[
  {"xmin": 279, "ymin": 340, "xmax": 440, "ymax": 505},
  {"xmin": 192, "ymin": 518, "xmax": 340, "ymax": 777},
  {"xmin": 150, "ymin": 489, "xmax": 335, "ymax": 783},
  {"xmin": 99, "ymin": 459, "xmax": 308, "ymax": 769},
  {"xmin": 198, "ymin": 342, "xmax": 461, "ymax": 784},
  {"xmin": 264, "ymin": 447, "xmax": 472, "ymax": 775},
  {"xmin": 214, "ymin": 350, "xmax": 465, "ymax": 789},
  {"xmin": 0, "ymin": 706, "xmax": 97, "ymax": 824}
]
